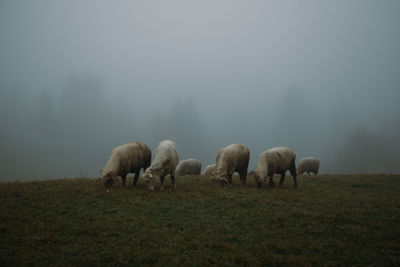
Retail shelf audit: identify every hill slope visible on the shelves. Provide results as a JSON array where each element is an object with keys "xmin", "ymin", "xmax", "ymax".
[{"xmin": 1, "ymin": 175, "xmax": 399, "ymax": 266}]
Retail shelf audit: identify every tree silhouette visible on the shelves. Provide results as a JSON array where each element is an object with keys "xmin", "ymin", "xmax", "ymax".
[
  {"xmin": 273, "ymin": 85, "xmax": 316, "ymax": 154},
  {"xmin": 146, "ymin": 96, "xmax": 211, "ymax": 163},
  {"xmin": 37, "ymin": 91, "xmax": 57, "ymax": 136},
  {"xmin": 59, "ymin": 72, "xmax": 107, "ymax": 137},
  {"xmin": 332, "ymin": 127, "xmax": 395, "ymax": 173}
]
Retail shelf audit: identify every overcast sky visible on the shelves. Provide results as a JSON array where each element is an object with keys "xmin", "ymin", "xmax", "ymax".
[{"xmin": 1, "ymin": 1, "xmax": 399, "ymax": 180}]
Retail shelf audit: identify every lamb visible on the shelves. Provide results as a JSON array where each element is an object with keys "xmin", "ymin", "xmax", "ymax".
[
  {"xmin": 101, "ymin": 142, "xmax": 151, "ymax": 188},
  {"xmin": 142, "ymin": 140, "xmax": 179, "ymax": 191},
  {"xmin": 297, "ymin": 157, "xmax": 320, "ymax": 175},
  {"xmin": 254, "ymin": 146, "xmax": 297, "ymax": 188},
  {"xmin": 175, "ymin": 159, "xmax": 202, "ymax": 176},
  {"xmin": 202, "ymin": 164, "xmax": 216, "ymax": 176},
  {"xmin": 210, "ymin": 144, "xmax": 250, "ymax": 185}
]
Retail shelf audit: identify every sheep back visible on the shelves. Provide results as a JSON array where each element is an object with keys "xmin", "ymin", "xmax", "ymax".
[
  {"xmin": 176, "ymin": 159, "xmax": 202, "ymax": 176},
  {"xmin": 297, "ymin": 157, "xmax": 320, "ymax": 175},
  {"xmin": 202, "ymin": 164, "xmax": 216, "ymax": 176}
]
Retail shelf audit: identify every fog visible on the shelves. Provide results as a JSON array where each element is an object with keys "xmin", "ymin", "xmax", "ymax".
[{"xmin": 1, "ymin": 1, "xmax": 399, "ymax": 181}]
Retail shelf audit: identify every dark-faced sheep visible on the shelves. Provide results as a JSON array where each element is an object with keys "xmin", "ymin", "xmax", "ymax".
[
  {"xmin": 297, "ymin": 157, "xmax": 320, "ymax": 175},
  {"xmin": 101, "ymin": 142, "xmax": 151, "ymax": 188},
  {"xmin": 211, "ymin": 144, "xmax": 250, "ymax": 186},
  {"xmin": 142, "ymin": 140, "xmax": 179, "ymax": 191},
  {"xmin": 254, "ymin": 146, "xmax": 297, "ymax": 188},
  {"xmin": 175, "ymin": 159, "xmax": 202, "ymax": 176}
]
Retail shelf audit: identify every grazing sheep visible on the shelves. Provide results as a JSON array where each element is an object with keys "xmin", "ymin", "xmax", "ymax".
[
  {"xmin": 254, "ymin": 146, "xmax": 297, "ymax": 188},
  {"xmin": 176, "ymin": 159, "xmax": 202, "ymax": 176},
  {"xmin": 202, "ymin": 164, "xmax": 216, "ymax": 176},
  {"xmin": 142, "ymin": 140, "xmax": 179, "ymax": 191},
  {"xmin": 297, "ymin": 157, "xmax": 320, "ymax": 175},
  {"xmin": 211, "ymin": 144, "xmax": 250, "ymax": 185},
  {"xmin": 101, "ymin": 142, "xmax": 151, "ymax": 188}
]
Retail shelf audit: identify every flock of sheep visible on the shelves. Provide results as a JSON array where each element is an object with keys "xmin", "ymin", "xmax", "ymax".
[{"xmin": 101, "ymin": 140, "xmax": 320, "ymax": 191}]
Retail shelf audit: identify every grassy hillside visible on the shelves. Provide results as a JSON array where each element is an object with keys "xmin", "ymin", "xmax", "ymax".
[{"xmin": 1, "ymin": 174, "xmax": 399, "ymax": 266}]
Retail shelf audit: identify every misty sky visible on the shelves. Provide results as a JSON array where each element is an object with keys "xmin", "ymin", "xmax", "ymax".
[{"xmin": 1, "ymin": 1, "xmax": 400, "ymax": 180}]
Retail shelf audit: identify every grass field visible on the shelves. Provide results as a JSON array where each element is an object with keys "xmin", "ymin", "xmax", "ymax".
[{"xmin": 1, "ymin": 174, "xmax": 399, "ymax": 266}]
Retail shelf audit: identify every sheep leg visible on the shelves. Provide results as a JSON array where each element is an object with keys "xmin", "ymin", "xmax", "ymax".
[
  {"xmin": 289, "ymin": 161, "xmax": 298, "ymax": 188},
  {"xmin": 269, "ymin": 176, "xmax": 275, "ymax": 187},
  {"xmin": 279, "ymin": 173, "xmax": 285, "ymax": 186},
  {"xmin": 133, "ymin": 172, "xmax": 139, "ymax": 186},
  {"xmin": 239, "ymin": 170, "xmax": 247, "ymax": 185},
  {"xmin": 121, "ymin": 175, "xmax": 127, "ymax": 187},
  {"xmin": 227, "ymin": 174, "xmax": 233, "ymax": 185},
  {"xmin": 170, "ymin": 173, "xmax": 176, "ymax": 189},
  {"xmin": 160, "ymin": 175, "xmax": 165, "ymax": 191}
]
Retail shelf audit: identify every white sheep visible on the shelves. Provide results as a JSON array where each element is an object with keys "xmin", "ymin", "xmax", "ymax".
[
  {"xmin": 142, "ymin": 140, "xmax": 179, "ymax": 191},
  {"xmin": 254, "ymin": 146, "xmax": 297, "ymax": 188},
  {"xmin": 202, "ymin": 164, "xmax": 216, "ymax": 176},
  {"xmin": 175, "ymin": 159, "xmax": 202, "ymax": 176},
  {"xmin": 211, "ymin": 144, "xmax": 250, "ymax": 186},
  {"xmin": 101, "ymin": 142, "xmax": 151, "ymax": 188},
  {"xmin": 297, "ymin": 157, "xmax": 320, "ymax": 175}
]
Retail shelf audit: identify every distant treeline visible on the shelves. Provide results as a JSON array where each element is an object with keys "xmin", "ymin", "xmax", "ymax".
[{"xmin": 1, "ymin": 72, "xmax": 399, "ymax": 180}]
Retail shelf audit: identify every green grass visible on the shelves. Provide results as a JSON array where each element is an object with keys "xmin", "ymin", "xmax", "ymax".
[{"xmin": 1, "ymin": 174, "xmax": 399, "ymax": 266}]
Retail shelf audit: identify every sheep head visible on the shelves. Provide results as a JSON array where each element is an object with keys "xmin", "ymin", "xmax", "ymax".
[
  {"xmin": 100, "ymin": 169, "xmax": 119, "ymax": 188},
  {"xmin": 254, "ymin": 169, "xmax": 267, "ymax": 189},
  {"xmin": 143, "ymin": 171, "xmax": 161, "ymax": 191},
  {"xmin": 209, "ymin": 171, "xmax": 229, "ymax": 185}
]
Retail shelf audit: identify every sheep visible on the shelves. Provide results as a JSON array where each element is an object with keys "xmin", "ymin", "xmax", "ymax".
[
  {"xmin": 175, "ymin": 159, "xmax": 202, "ymax": 176},
  {"xmin": 202, "ymin": 164, "xmax": 216, "ymax": 176},
  {"xmin": 142, "ymin": 140, "xmax": 179, "ymax": 191},
  {"xmin": 297, "ymin": 157, "xmax": 320, "ymax": 175},
  {"xmin": 254, "ymin": 146, "xmax": 297, "ymax": 188},
  {"xmin": 210, "ymin": 144, "xmax": 250, "ymax": 186},
  {"xmin": 101, "ymin": 142, "xmax": 151, "ymax": 188}
]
